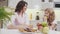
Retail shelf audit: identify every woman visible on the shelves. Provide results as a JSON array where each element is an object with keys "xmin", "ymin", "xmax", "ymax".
[
  {"xmin": 7, "ymin": 1, "xmax": 31, "ymax": 29},
  {"xmin": 44, "ymin": 8, "xmax": 57, "ymax": 30}
]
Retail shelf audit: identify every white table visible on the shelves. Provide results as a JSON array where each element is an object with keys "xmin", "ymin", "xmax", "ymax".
[{"xmin": 0, "ymin": 29, "xmax": 60, "ymax": 34}]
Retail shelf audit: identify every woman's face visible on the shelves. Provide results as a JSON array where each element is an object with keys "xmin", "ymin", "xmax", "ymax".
[{"xmin": 22, "ymin": 5, "xmax": 27, "ymax": 13}]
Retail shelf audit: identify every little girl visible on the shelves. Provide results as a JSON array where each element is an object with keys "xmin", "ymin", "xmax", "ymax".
[{"xmin": 44, "ymin": 8, "xmax": 57, "ymax": 30}]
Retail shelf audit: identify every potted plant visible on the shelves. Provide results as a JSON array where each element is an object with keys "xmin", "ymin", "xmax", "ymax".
[{"xmin": 0, "ymin": 7, "xmax": 13, "ymax": 28}]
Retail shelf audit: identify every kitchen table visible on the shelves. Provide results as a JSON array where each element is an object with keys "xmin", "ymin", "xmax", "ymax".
[{"xmin": 0, "ymin": 29, "xmax": 60, "ymax": 34}]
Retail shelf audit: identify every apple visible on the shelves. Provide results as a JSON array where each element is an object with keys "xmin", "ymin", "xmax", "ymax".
[
  {"xmin": 42, "ymin": 27, "xmax": 49, "ymax": 34},
  {"xmin": 37, "ymin": 23, "xmax": 43, "ymax": 30},
  {"xmin": 41, "ymin": 22, "xmax": 48, "ymax": 27}
]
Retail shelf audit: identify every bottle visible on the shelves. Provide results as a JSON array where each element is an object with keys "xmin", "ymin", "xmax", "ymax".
[
  {"xmin": 43, "ymin": 15, "xmax": 47, "ymax": 23},
  {"xmin": 36, "ymin": 12, "xmax": 40, "ymax": 20},
  {"xmin": 30, "ymin": 13, "xmax": 32, "ymax": 20}
]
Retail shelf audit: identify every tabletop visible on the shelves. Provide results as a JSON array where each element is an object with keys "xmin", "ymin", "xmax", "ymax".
[{"xmin": 0, "ymin": 29, "xmax": 60, "ymax": 34}]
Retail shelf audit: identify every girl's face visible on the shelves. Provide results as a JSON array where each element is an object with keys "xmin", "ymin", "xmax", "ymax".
[
  {"xmin": 22, "ymin": 4, "xmax": 27, "ymax": 13},
  {"xmin": 45, "ymin": 11, "xmax": 49, "ymax": 18}
]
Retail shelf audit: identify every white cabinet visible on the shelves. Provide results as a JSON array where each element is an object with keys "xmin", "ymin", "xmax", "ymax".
[
  {"xmin": 41, "ymin": 2, "xmax": 54, "ymax": 10},
  {"xmin": 54, "ymin": 0, "xmax": 60, "ymax": 2},
  {"xmin": 24, "ymin": 0, "xmax": 54, "ymax": 9},
  {"xmin": 41, "ymin": 0, "xmax": 53, "ymax": 2},
  {"xmin": 8, "ymin": 0, "xmax": 54, "ymax": 9}
]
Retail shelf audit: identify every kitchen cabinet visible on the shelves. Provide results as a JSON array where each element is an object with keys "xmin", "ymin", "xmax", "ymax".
[
  {"xmin": 41, "ymin": 2, "xmax": 54, "ymax": 10},
  {"xmin": 24, "ymin": 0, "xmax": 42, "ymax": 9},
  {"xmin": 24, "ymin": 0, "xmax": 54, "ymax": 9},
  {"xmin": 8, "ymin": 0, "xmax": 54, "ymax": 9}
]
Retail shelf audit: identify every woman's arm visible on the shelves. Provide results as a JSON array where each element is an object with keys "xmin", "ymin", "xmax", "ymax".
[
  {"xmin": 7, "ymin": 24, "xmax": 16, "ymax": 29},
  {"xmin": 7, "ymin": 24, "xmax": 25, "ymax": 29},
  {"xmin": 7, "ymin": 16, "xmax": 21, "ymax": 29}
]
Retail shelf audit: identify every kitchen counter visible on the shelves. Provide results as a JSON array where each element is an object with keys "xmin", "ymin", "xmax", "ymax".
[{"xmin": 0, "ymin": 29, "xmax": 60, "ymax": 34}]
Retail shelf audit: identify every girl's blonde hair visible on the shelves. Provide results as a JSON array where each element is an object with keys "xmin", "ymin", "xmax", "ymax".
[{"xmin": 45, "ymin": 8, "xmax": 55, "ymax": 26}]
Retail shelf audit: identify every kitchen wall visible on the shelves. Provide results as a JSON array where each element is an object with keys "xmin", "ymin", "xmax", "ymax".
[
  {"xmin": 54, "ymin": 9, "xmax": 60, "ymax": 21},
  {"xmin": 24, "ymin": 0, "xmax": 42, "ymax": 9},
  {"xmin": 25, "ymin": 9, "xmax": 44, "ymax": 20},
  {"xmin": 26, "ymin": 9, "xmax": 60, "ymax": 21},
  {"xmin": 8, "ymin": 0, "xmax": 21, "ymax": 8}
]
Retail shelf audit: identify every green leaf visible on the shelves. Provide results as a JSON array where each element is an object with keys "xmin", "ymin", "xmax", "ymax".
[{"xmin": 0, "ymin": 7, "xmax": 13, "ymax": 21}]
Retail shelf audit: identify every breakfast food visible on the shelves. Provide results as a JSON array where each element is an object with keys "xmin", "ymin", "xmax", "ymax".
[
  {"xmin": 24, "ymin": 28, "xmax": 32, "ymax": 32},
  {"xmin": 19, "ymin": 27, "xmax": 25, "ymax": 32},
  {"xmin": 31, "ymin": 28, "xmax": 37, "ymax": 32},
  {"xmin": 42, "ymin": 27, "xmax": 49, "ymax": 34},
  {"xmin": 37, "ymin": 22, "xmax": 49, "ymax": 34},
  {"xmin": 19, "ymin": 26, "xmax": 37, "ymax": 32},
  {"xmin": 19, "ymin": 28, "xmax": 37, "ymax": 32},
  {"xmin": 37, "ymin": 23, "xmax": 43, "ymax": 30},
  {"xmin": 19, "ymin": 22, "xmax": 49, "ymax": 34},
  {"xmin": 41, "ymin": 22, "xmax": 48, "ymax": 27}
]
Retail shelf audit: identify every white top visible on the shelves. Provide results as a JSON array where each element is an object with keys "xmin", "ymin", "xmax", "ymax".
[{"xmin": 7, "ymin": 13, "xmax": 29, "ymax": 26}]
